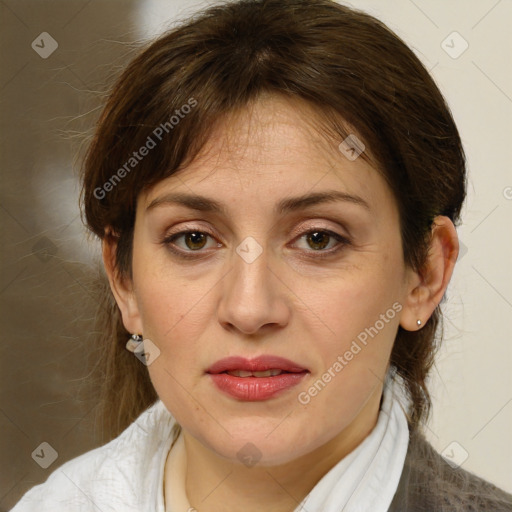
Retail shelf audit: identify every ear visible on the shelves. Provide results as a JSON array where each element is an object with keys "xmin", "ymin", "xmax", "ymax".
[
  {"xmin": 399, "ymin": 216, "xmax": 459, "ymax": 331},
  {"xmin": 102, "ymin": 233, "xmax": 143, "ymax": 335}
]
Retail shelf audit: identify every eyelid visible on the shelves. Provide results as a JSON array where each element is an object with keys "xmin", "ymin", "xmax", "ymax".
[
  {"xmin": 163, "ymin": 221, "xmax": 221, "ymax": 240},
  {"xmin": 288, "ymin": 219, "xmax": 351, "ymax": 240}
]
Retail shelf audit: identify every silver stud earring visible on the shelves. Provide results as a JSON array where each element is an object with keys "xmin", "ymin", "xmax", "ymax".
[
  {"xmin": 417, "ymin": 319, "xmax": 422, "ymax": 327},
  {"xmin": 126, "ymin": 334, "xmax": 143, "ymax": 353}
]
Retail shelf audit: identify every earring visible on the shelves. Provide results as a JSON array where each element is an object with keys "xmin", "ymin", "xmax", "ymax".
[
  {"xmin": 126, "ymin": 334, "xmax": 143, "ymax": 353},
  {"xmin": 416, "ymin": 319, "xmax": 422, "ymax": 327}
]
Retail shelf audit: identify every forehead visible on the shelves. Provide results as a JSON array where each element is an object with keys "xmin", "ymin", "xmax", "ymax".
[
  {"xmin": 184, "ymin": 95, "xmax": 370, "ymax": 176},
  {"xmin": 141, "ymin": 95, "xmax": 391, "ymax": 214}
]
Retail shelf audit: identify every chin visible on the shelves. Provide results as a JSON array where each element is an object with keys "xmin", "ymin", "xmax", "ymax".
[
  {"xmin": 193, "ymin": 418, "xmax": 320, "ymax": 467},
  {"xmin": 220, "ymin": 436, "xmax": 307, "ymax": 467}
]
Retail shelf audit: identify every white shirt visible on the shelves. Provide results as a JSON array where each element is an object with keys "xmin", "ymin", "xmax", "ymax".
[{"xmin": 11, "ymin": 370, "xmax": 409, "ymax": 512}]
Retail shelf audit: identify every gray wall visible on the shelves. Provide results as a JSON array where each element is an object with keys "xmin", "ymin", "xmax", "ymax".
[{"xmin": 0, "ymin": 2, "xmax": 139, "ymax": 509}]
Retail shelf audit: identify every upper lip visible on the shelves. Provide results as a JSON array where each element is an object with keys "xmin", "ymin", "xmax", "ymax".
[{"xmin": 206, "ymin": 355, "xmax": 308, "ymax": 374}]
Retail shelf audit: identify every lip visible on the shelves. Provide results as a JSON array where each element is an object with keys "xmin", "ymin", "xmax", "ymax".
[
  {"xmin": 206, "ymin": 355, "xmax": 309, "ymax": 401},
  {"xmin": 206, "ymin": 355, "xmax": 308, "ymax": 374}
]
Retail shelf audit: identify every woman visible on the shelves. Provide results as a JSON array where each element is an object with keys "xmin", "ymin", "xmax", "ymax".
[{"xmin": 11, "ymin": 0, "xmax": 512, "ymax": 510}]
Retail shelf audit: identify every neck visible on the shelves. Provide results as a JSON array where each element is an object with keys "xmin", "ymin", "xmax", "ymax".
[{"xmin": 181, "ymin": 387, "xmax": 382, "ymax": 512}]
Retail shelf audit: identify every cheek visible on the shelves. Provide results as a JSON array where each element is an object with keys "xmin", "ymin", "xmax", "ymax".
[
  {"xmin": 136, "ymin": 276, "xmax": 212, "ymax": 357},
  {"xmin": 299, "ymin": 259, "xmax": 402, "ymax": 348},
  {"xmin": 132, "ymin": 243, "xmax": 208, "ymax": 336},
  {"xmin": 131, "ymin": 252, "xmax": 224, "ymax": 403},
  {"xmin": 133, "ymin": 272, "xmax": 214, "ymax": 425},
  {"xmin": 293, "ymin": 254, "xmax": 404, "ymax": 417},
  {"xmin": 293, "ymin": 275, "xmax": 401, "ymax": 442}
]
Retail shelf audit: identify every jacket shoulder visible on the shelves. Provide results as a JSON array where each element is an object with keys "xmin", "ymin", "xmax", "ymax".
[{"xmin": 390, "ymin": 428, "xmax": 512, "ymax": 511}]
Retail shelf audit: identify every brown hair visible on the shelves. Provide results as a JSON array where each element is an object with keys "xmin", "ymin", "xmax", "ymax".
[{"xmin": 81, "ymin": 0, "xmax": 466, "ymax": 440}]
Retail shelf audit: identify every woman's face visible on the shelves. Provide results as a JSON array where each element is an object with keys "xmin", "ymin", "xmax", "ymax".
[{"xmin": 123, "ymin": 96, "xmax": 417, "ymax": 465}]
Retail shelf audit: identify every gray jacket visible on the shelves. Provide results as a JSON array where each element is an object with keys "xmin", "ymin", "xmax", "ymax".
[{"xmin": 389, "ymin": 428, "xmax": 512, "ymax": 511}]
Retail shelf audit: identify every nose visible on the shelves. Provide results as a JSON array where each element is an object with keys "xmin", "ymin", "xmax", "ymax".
[{"xmin": 217, "ymin": 240, "xmax": 290, "ymax": 336}]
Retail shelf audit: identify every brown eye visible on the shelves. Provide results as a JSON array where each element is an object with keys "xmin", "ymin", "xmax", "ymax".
[
  {"xmin": 163, "ymin": 229, "xmax": 219, "ymax": 258},
  {"xmin": 294, "ymin": 229, "xmax": 349, "ymax": 253},
  {"xmin": 306, "ymin": 231, "xmax": 331, "ymax": 251},
  {"xmin": 183, "ymin": 232, "xmax": 208, "ymax": 250}
]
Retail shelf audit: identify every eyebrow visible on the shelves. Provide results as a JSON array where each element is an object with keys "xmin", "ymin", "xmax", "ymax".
[{"xmin": 146, "ymin": 190, "xmax": 370, "ymax": 215}]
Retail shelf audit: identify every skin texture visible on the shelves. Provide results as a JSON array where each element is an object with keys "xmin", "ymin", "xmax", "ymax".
[{"xmin": 104, "ymin": 95, "xmax": 459, "ymax": 512}]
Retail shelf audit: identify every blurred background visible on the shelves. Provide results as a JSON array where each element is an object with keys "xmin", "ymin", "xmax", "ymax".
[{"xmin": 0, "ymin": 0, "xmax": 511, "ymax": 509}]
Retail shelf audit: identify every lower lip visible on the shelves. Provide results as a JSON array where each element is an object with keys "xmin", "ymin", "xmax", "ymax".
[{"xmin": 208, "ymin": 372, "xmax": 308, "ymax": 401}]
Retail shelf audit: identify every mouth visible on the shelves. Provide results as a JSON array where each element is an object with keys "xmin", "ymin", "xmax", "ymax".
[
  {"xmin": 206, "ymin": 355, "xmax": 308, "ymax": 375},
  {"xmin": 206, "ymin": 355, "xmax": 309, "ymax": 401}
]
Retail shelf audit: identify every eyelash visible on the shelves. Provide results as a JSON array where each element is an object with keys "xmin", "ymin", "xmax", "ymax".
[{"xmin": 161, "ymin": 227, "xmax": 351, "ymax": 261}]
